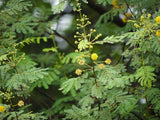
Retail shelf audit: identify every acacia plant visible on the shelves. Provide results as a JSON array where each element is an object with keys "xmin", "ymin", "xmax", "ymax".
[{"xmin": 0, "ymin": 0, "xmax": 160, "ymax": 120}]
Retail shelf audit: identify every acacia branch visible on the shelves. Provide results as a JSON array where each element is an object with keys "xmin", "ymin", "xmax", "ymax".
[
  {"xmin": 36, "ymin": 88, "xmax": 55, "ymax": 103},
  {"xmin": 131, "ymin": 112, "xmax": 144, "ymax": 120}
]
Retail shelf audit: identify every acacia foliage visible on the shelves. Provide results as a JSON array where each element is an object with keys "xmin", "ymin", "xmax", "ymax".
[{"xmin": 0, "ymin": 0, "xmax": 160, "ymax": 120}]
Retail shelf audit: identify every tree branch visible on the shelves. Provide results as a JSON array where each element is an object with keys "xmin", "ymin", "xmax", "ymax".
[
  {"xmin": 52, "ymin": 30, "xmax": 76, "ymax": 49},
  {"xmin": 35, "ymin": 88, "xmax": 55, "ymax": 103}
]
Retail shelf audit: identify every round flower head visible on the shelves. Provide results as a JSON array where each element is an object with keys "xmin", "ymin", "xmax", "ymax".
[
  {"xmin": 155, "ymin": 16, "xmax": 160, "ymax": 24},
  {"xmin": 78, "ymin": 60, "xmax": 85, "ymax": 65},
  {"xmin": 156, "ymin": 30, "xmax": 160, "ymax": 37},
  {"xmin": 18, "ymin": 100, "xmax": 24, "ymax": 107},
  {"xmin": 0, "ymin": 106, "xmax": 5, "ymax": 113},
  {"xmin": 98, "ymin": 64, "xmax": 105, "ymax": 69},
  {"xmin": 91, "ymin": 53, "xmax": 98, "ymax": 60},
  {"xmin": 75, "ymin": 69, "xmax": 82, "ymax": 75},
  {"xmin": 105, "ymin": 58, "xmax": 111, "ymax": 64}
]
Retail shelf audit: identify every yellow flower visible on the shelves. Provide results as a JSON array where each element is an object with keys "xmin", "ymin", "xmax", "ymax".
[
  {"xmin": 75, "ymin": 69, "xmax": 82, "ymax": 75},
  {"xmin": 89, "ymin": 45, "xmax": 93, "ymax": 49},
  {"xmin": 105, "ymin": 58, "xmax": 111, "ymax": 64},
  {"xmin": 155, "ymin": 16, "xmax": 160, "ymax": 24},
  {"xmin": 18, "ymin": 100, "xmax": 24, "ymax": 107},
  {"xmin": 113, "ymin": 5, "xmax": 119, "ymax": 9},
  {"xmin": 112, "ymin": 0, "xmax": 117, "ymax": 6},
  {"xmin": 122, "ymin": 16, "xmax": 127, "ymax": 23},
  {"xmin": 125, "ymin": 13, "xmax": 132, "ymax": 17},
  {"xmin": 147, "ymin": 14, "xmax": 151, "ymax": 18},
  {"xmin": 91, "ymin": 53, "xmax": 98, "ymax": 60},
  {"xmin": 0, "ymin": 106, "xmax": 5, "ymax": 113},
  {"xmin": 156, "ymin": 30, "xmax": 160, "ymax": 37},
  {"xmin": 98, "ymin": 64, "xmax": 105, "ymax": 69},
  {"xmin": 75, "ymin": 49, "xmax": 78, "ymax": 53},
  {"xmin": 78, "ymin": 60, "xmax": 85, "ymax": 65}
]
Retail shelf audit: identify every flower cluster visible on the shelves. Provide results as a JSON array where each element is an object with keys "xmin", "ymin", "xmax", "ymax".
[
  {"xmin": 155, "ymin": 16, "xmax": 160, "ymax": 37},
  {"xmin": 74, "ymin": 0, "xmax": 102, "ymax": 52},
  {"xmin": 74, "ymin": 0, "xmax": 112, "ymax": 76},
  {"xmin": 133, "ymin": 14, "xmax": 160, "ymax": 40}
]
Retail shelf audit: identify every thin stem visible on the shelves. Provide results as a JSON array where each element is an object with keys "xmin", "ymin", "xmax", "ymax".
[
  {"xmin": 79, "ymin": 11, "xmax": 87, "ymax": 38},
  {"xmin": 15, "ymin": 111, "xmax": 19, "ymax": 120},
  {"xmin": 52, "ymin": 30, "xmax": 76, "ymax": 49},
  {"xmin": 14, "ymin": 65, "xmax": 26, "ymax": 101},
  {"xmin": 141, "ymin": 41, "xmax": 150, "ymax": 120},
  {"xmin": 91, "ymin": 60, "xmax": 98, "ymax": 87},
  {"xmin": 145, "ymin": 95, "xmax": 150, "ymax": 120},
  {"xmin": 52, "ymin": 37, "xmax": 67, "ymax": 79},
  {"xmin": 36, "ymin": 88, "xmax": 55, "ymax": 103}
]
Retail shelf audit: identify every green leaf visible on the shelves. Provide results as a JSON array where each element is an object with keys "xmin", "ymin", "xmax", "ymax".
[
  {"xmin": 96, "ymin": 32, "xmax": 133, "ymax": 44},
  {"xmin": 59, "ymin": 78, "xmax": 81, "ymax": 94},
  {"xmin": 136, "ymin": 66, "xmax": 156, "ymax": 88},
  {"xmin": 81, "ymin": 0, "xmax": 88, "ymax": 4},
  {"xmin": 42, "ymin": 37, "xmax": 47, "ymax": 42},
  {"xmin": 52, "ymin": 0, "xmax": 66, "ymax": 14},
  {"xmin": 78, "ymin": 39, "xmax": 90, "ymax": 51},
  {"xmin": 42, "ymin": 47, "xmax": 58, "ymax": 52},
  {"xmin": 62, "ymin": 51, "xmax": 88, "ymax": 64},
  {"xmin": 91, "ymin": 84, "xmax": 102, "ymax": 98},
  {"xmin": 64, "ymin": 105, "xmax": 90, "ymax": 119},
  {"xmin": 79, "ymin": 95, "xmax": 94, "ymax": 108}
]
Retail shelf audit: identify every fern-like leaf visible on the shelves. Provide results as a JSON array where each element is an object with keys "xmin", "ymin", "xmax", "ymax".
[{"xmin": 136, "ymin": 66, "xmax": 156, "ymax": 88}]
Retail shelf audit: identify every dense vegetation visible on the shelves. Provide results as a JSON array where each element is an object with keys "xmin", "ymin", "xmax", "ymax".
[{"xmin": 0, "ymin": 0, "xmax": 160, "ymax": 119}]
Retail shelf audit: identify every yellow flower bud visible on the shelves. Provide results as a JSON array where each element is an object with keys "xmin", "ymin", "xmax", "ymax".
[
  {"xmin": 149, "ymin": 37, "xmax": 152, "ymax": 40},
  {"xmin": 140, "ymin": 15, "xmax": 144, "ymax": 21},
  {"xmin": 75, "ymin": 49, "xmax": 79, "ymax": 53},
  {"xmin": 91, "ymin": 53, "xmax": 98, "ymax": 60},
  {"xmin": 18, "ymin": 100, "xmax": 24, "ymax": 107},
  {"xmin": 105, "ymin": 58, "xmax": 111, "ymax": 64},
  {"xmin": 89, "ymin": 45, "xmax": 93, "ymax": 49},
  {"xmin": 78, "ymin": 60, "xmax": 85, "ymax": 65},
  {"xmin": 98, "ymin": 64, "xmax": 105, "ymax": 69},
  {"xmin": 81, "ymin": 55, "xmax": 86, "ymax": 58},
  {"xmin": 75, "ymin": 41, "xmax": 78, "ymax": 44},
  {"xmin": 147, "ymin": 14, "xmax": 151, "ymax": 18},
  {"xmin": 75, "ymin": 69, "xmax": 82, "ymax": 75}
]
